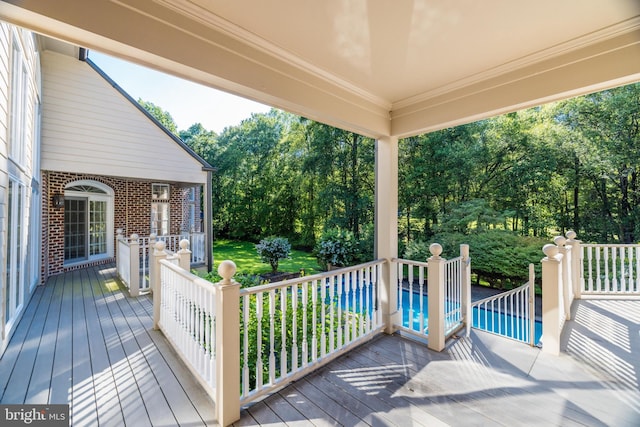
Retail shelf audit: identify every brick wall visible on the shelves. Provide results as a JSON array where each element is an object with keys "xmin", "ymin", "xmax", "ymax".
[{"xmin": 43, "ymin": 171, "xmax": 201, "ymax": 278}]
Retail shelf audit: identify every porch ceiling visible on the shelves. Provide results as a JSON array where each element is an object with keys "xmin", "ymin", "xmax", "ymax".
[{"xmin": 2, "ymin": 0, "xmax": 639, "ymax": 138}]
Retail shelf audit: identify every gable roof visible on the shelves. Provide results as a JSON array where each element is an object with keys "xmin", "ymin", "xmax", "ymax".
[
  {"xmin": 83, "ymin": 49, "xmax": 214, "ymax": 173},
  {"xmin": 40, "ymin": 40, "xmax": 213, "ymax": 184}
]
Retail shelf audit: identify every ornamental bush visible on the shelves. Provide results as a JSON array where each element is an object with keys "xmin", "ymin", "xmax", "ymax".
[
  {"xmin": 255, "ymin": 236, "xmax": 291, "ymax": 273},
  {"xmin": 314, "ymin": 228, "xmax": 358, "ymax": 270}
]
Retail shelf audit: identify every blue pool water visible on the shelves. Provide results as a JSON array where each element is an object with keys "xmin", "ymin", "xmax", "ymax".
[{"xmin": 399, "ymin": 290, "xmax": 542, "ymax": 344}]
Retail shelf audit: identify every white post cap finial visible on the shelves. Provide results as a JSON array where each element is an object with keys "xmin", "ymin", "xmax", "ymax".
[
  {"xmin": 543, "ymin": 244, "xmax": 559, "ymax": 258},
  {"xmin": 179, "ymin": 239, "xmax": 190, "ymax": 250},
  {"xmin": 553, "ymin": 235, "xmax": 566, "ymax": 246},
  {"xmin": 218, "ymin": 260, "xmax": 237, "ymax": 285},
  {"xmin": 566, "ymin": 230, "xmax": 577, "ymax": 240},
  {"xmin": 154, "ymin": 241, "xmax": 166, "ymax": 251},
  {"xmin": 429, "ymin": 243, "xmax": 443, "ymax": 259}
]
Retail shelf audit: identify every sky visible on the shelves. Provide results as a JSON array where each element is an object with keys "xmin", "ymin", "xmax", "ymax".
[{"xmin": 89, "ymin": 51, "xmax": 272, "ymax": 134}]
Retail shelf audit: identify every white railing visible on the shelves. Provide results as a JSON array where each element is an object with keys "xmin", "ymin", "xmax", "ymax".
[
  {"xmin": 471, "ymin": 264, "xmax": 536, "ymax": 346},
  {"xmin": 392, "ymin": 244, "xmax": 471, "ymax": 349},
  {"xmin": 116, "ymin": 233, "xmax": 140, "ymax": 296},
  {"xmin": 395, "ymin": 258, "xmax": 429, "ymax": 336},
  {"xmin": 444, "ymin": 255, "xmax": 464, "ymax": 334},
  {"xmin": 581, "ymin": 243, "xmax": 640, "ymax": 295},
  {"xmin": 239, "ymin": 260, "xmax": 385, "ymax": 405},
  {"xmin": 117, "ymin": 238, "xmax": 131, "ymax": 288},
  {"xmin": 116, "ymin": 230, "xmax": 206, "ymax": 294},
  {"xmin": 158, "ymin": 259, "xmax": 217, "ymax": 396}
]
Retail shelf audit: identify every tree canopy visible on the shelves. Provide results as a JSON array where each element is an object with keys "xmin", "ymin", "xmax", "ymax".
[{"xmin": 140, "ymin": 82, "xmax": 640, "ymax": 282}]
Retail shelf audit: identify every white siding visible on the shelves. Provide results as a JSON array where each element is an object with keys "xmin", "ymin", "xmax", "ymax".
[{"xmin": 41, "ymin": 50, "xmax": 207, "ymax": 184}]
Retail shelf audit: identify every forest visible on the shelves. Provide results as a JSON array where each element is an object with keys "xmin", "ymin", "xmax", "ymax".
[{"xmin": 142, "ymin": 82, "xmax": 640, "ymax": 286}]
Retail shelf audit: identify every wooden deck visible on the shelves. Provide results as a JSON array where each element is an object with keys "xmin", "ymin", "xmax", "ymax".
[
  {"xmin": 1, "ymin": 264, "xmax": 639, "ymax": 426},
  {"xmin": 235, "ymin": 298, "xmax": 640, "ymax": 427},
  {"xmin": 0, "ymin": 264, "xmax": 216, "ymax": 426}
]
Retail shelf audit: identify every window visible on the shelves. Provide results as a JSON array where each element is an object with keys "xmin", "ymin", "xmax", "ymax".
[
  {"xmin": 5, "ymin": 178, "xmax": 26, "ymax": 332},
  {"xmin": 64, "ymin": 181, "xmax": 114, "ymax": 264},
  {"xmin": 152, "ymin": 183, "xmax": 170, "ymax": 200},
  {"xmin": 151, "ymin": 184, "xmax": 170, "ymax": 235},
  {"xmin": 9, "ymin": 37, "xmax": 28, "ymax": 165}
]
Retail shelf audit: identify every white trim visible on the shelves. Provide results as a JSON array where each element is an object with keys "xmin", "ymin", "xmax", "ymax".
[{"xmin": 64, "ymin": 180, "xmax": 115, "ymax": 263}]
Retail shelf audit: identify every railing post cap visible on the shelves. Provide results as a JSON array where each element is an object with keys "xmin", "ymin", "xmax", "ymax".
[
  {"xmin": 553, "ymin": 235, "xmax": 566, "ymax": 246},
  {"xmin": 218, "ymin": 260, "xmax": 237, "ymax": 284},
  {"xmin": 460, "ymin": 243, "xmax": 469, "ymax": 258},
  {"xmin": 566, "ymin": 230, "xmax": 577, "ymax": 240},
  {"xmin": 429, "ymin": 243, "xmax": 443, "ymax": 258},
  {"xmin": 179, "ymin": 239, "xmax": 190, "ymax": 250},
  {"xmin": 154, "ymin": 241, "xmax": 166, "ymax": 251},
  {"xmin": 130, "ymin": 233, "xmax": 139, "ymax": 240},
  {"xmin": 150, "ymin": 233, "xmax": 157, "ymax": 240},
  {"xmin": 542, "ymin": 244, "xmax": 559, "ymax": 258},
  {"xmin": 116, "ymin": 228, "xmax": 123, "ymax": 234}
]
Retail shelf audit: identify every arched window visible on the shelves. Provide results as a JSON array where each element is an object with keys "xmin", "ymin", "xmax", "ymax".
[{"xmin": 64, "ymin": 180, "xmax": 114, "ymax": 264}]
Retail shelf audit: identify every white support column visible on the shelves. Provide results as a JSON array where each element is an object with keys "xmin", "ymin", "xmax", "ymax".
[
  {"xmin": 375, "ymin": 136, "xmax": 399, "ymax": 334},
  {"xmin": 428, "ymin": 243, "xmax": 446, "ymax": 352},
  {"xmin": 460, "ymin": 244, "xmax": 472, "ymax": 335},
  {"xmin": 566, "ymin": 230, "xmax": 582, "ymax": 299},
  {"xmin": 178, "ymin": 239, "xmax": 192, "ymax": 271},
  {"xmin": 129, "ymin": 234, "xmax": 140, "ymax": 297},
  {"xmin": 151, "ymin": 241, "xmax": 167, "ymax": 330},
  {"xmin": 541, "ymin": 244, "xmax": 563, "ymax": 356},
  {"xmin": 215, "ymin": 260, "xmax": 241, "ymax": 426},
  {"xmin": 554, "ymin": 235, "xmax": 572, "ymax": 320}
]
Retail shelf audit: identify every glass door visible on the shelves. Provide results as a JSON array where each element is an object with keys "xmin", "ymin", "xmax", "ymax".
[{"xmin": 64, "ymin": 198, "xmax": 87, "ymax": 262}]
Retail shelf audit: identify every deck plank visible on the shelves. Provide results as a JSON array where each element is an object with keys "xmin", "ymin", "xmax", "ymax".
[
  {"xmin": 71, "ymin": 269, "xmax": 100, "ymax": 426},
  {"xmin": 107, "ymin": 267, "xmax": 209, "ymax": 427},
  {"xmin": 2, "ymin": 280, "xmax": 52, "ymax": 404},
  {"xmin": 0, "ymin": 277, "xmax": 47, "ymax": 402},
  {"xmin": 81, "ymin": 267, "xmax": 126, "ymax": 427},
  {"xmin": 49, "ymin": 271, "xmax": 74, "ymax": 406},
  {"xmin": 24, "ymin": 275, "xmax": 62, "ymax": 404}
]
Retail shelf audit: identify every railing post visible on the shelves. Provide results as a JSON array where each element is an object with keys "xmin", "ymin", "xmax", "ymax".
[
  {"xmin": 129, "ymin": 234, "xmax": 140, "ymax": 297},
  {"xmin": 541, "ymin": 244, "xmax": 563, "ymax": 356},
  {"xmin": 566, "ymin": 230, "xmax": 582, "ymax": 299},
  {"xmin": 116, "ymin": 228, "xmax": 123, "ymax": 274},
  {"xmin": 215, "ymin": 260, "xmax": 241, "ymax": 426},
  {"xmin": 460, "ymin": 244, "xmax": 472, "ymax": 336},
  {"xmin": 427, "ymin": 243, "xmax": 446, "ymax": 351},
  {"xmin": 554, "ymin": 235, "xmax": 572, "ymax": 320},
  {"xmin": 151, "ymin": 241, "xmax": 167, "ymax": 330},
  {"xmin": 178, "ymin": 239, "xmax": 192, "ymax": 271},
  {"xmin": 528, "ymin": 263, "xmax": 536, "ymax": 347}
]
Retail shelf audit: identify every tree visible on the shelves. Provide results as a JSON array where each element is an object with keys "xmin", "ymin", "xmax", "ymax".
[
  {"xmin": 138, "ymin": 99, "xmax": 178, "ymax": 135},
  {"xmin": 255, "ymin": 237, "xmax": 291, "ymax": 273}
]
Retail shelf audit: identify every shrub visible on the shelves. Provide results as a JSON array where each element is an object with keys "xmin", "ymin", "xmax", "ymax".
[
  {"xmin": 314, "ymin": 228, "xmax": 358, "ymax": 270},
  {"xmin": 255, "ymin": 236, "xmax": 291, "ymax": 273}
]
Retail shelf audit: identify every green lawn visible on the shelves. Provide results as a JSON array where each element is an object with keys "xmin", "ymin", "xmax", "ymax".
[{"xmin": 212, "ymin": 239, "xmax": 321, "ymax": 276}]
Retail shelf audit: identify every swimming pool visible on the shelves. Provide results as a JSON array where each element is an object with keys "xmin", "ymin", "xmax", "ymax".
[{"xmin": 399, "ymin": 289, "xmax": 542, "ymax": 344}]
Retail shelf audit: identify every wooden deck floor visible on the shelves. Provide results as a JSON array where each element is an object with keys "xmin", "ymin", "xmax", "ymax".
[
  {"xmin": 1, "ymin": 265, "xmax": 639, "ymax": 426},
  {"xmin": 235, "ymin": 298, "xmax": 640, "ymax": 427},
  {"xmin": 0, "ymin": 264, "xmax": 216, "ymax": 426}
]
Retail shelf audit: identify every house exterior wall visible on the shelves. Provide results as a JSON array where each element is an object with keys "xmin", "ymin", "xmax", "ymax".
[
  {"xmin": 0, "ymin": 22, "xmax": 41, "ymax": 354},
  {"xmin": 43, "ymin": 170, "xmax": 200, "ymax": 277},
  {"xmin": 40, "ymin": 49, "xmax": 207, "ymax": 184}
]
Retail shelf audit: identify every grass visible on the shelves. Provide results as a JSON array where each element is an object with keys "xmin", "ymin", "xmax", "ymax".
[{"xmin": 212, "ymin": 239, "xmax": 321, "ymax": 276}]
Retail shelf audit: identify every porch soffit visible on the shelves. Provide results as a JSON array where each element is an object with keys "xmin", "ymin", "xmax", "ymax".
[{"xmin": 2, "ymin": 0, "xmax": 639, "ymax": 138}]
